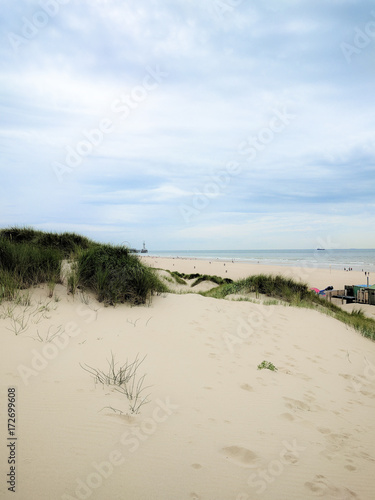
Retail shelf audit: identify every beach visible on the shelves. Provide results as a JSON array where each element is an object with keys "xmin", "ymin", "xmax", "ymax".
[{"xmin": 1, "ymin": 259, "xmax": 375, "ymax": 499}]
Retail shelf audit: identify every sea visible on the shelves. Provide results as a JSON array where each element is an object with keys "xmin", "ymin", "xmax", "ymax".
[{"xmin": 148, "ymin": 249, "xmax": 375, "ymax": 272}]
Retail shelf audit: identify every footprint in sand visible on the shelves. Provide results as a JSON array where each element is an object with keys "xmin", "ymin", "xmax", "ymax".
[
  {"xmin": 240, "ymin": 384, "xmax": 253, "ymax": 392},
  {"xmin": 303, "ymin": 391, "xmax": 317, "ymax": 403},
  {"xmin": 360, "ymin": 389, "xmax": 375, "ymax": 399},
  {"xmin": 317, "ymin": 427, "xmax": 331, "ymax": 435},
  {"xmin": 294, "ymin": 372, "xmax": 312, "ymax": 381},
  {"xmin": 280, "ymin": 412, "xmax": 295, "ymax": 422},
  {"xmin": 353, "ymin": 450, "xmax": 375, "ymax": 462},
  {"xmin": 283, "ymin": 397, "xmax": 311, "ymax": 412},
  {"xmin": 220, "ymin": 446, "xmax": 259, "ymax": 467},
  {"xmin": 304, "ymin": 475, "xmax": 358, "ymax": 498},
  {"xmin": 319, "ymin": 430, "xmax": 354, "ymax": 461}
]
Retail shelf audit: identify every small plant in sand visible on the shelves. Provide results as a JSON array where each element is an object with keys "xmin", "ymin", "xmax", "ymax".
[
  {"xmin": 34, "ymin": 325, "xmax": 64, "ymax": 343},
  {"xmin": 14, "ymin": 291, "xmax": 31, "ymax": 307},
  {"xmin": 48, "ymin": 279, "xmax": 56, "ymax": 298},
  {"xmin": 67, "ymin": 264, "xmax": 80, "ymax": 297},
  {"xmin": 6, "ymin": 311, "xmax": 30, "ymax": 335},
  {"xmin": 80, "ymin": 352, "xmax": 150, "ymax": 414},
  {"xmin": 257, "ymin": 360, "xmax": 278, "ymax": 371}
]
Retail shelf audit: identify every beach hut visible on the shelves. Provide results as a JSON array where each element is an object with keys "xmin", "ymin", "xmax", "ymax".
[
  {"xmin": 346, "ymin": 284, "xmax": 375, "ymax": 305},
  {"xmin": 365, "ymin": 284, "xmax": 375, "ymax": 305}
]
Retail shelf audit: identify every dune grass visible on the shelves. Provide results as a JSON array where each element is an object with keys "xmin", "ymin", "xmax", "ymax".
[
  {"xmin": 203, "ymin": 274, "xmax": 375, "ymax": 341},
  {"xmin": 165, "ymin": 270, "xmax": 233, "ymax": 287},
  {"xmin": 0, "ymin": 226, "xmax": 93, "ymax": 258},
  {"xmin": 78, "ymin": 244, "xmax": 168, "ymax": 305},
  {"xmin": 190, "ymin": 274, "xmax": 233, "ymax": 287},
  {"xmin": 0, "ymin": 236, "xmax": 62, "ymax": 301},
  {"xmin": 0, "ymin": 227, "xmax": 168, "ymax": 306},
  {"xmin": 80, "ymin": 352, "xmax": 150, "ymax": 414},
  {"xmin": 164, "ymin": 270, "xmax": 188, "ymax": 285}
]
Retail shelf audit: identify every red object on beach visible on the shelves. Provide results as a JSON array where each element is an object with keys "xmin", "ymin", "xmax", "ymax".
[{"xmin": 310, "ymin": 287, "xmax": 320, "ymax": 294}]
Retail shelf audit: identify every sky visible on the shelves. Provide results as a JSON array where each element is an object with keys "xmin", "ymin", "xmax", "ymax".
[{"xmin": 0, "ymin": 0, "xmax": 374, "ymax": 250}]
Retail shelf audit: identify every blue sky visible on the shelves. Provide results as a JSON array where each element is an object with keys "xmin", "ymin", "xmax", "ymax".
[{"xmin": 1, "ymin": 0, "xmax": 374, "ymax": 250}]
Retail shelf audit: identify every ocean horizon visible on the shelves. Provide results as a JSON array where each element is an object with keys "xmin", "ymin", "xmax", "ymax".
[{"xmin": 147, "ymin": 248, "xmax": 375, "ymax": 272}]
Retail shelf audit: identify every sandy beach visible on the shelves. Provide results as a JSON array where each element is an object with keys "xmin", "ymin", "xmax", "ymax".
[
  {"xmin": 141, "ymin": 255, "xmax": 372, "ymax": 290},
  {"xmin": 1, "ymin": 259, "xmax": 375, "ymax": 499}
]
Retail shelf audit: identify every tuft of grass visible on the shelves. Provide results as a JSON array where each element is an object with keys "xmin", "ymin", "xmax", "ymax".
[
  {"xmin": 78, "ymin": 244, "xmax": 168, "ymax": 305},
  {"xmin": 80, "ymin": 352, "xmax": 150, "ymax": 414},
  {"xmin": 263, "ymin": 299, "xmax": 280, "ymax": 306},
  {"xmin": 67, "ymin": 261, "xmax": 80, "ymax": 297},
  {"xmin": 47, "ymin": 279, "xmax": 56, "ymax": 298}
]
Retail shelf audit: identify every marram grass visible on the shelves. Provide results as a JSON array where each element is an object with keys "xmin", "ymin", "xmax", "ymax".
[{"xmin": 0, "ymin": 227, "xmax": 168, "ymax": 306}]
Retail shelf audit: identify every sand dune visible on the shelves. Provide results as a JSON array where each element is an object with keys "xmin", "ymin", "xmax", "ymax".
[{"xmin": 1, "ymin": 260, "xmax": 375, "ymax": 499}]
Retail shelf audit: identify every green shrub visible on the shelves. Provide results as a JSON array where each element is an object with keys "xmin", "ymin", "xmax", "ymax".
[{"xmin": 258, "ymin": 360, "xmax": 278, "ymax": 371}]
